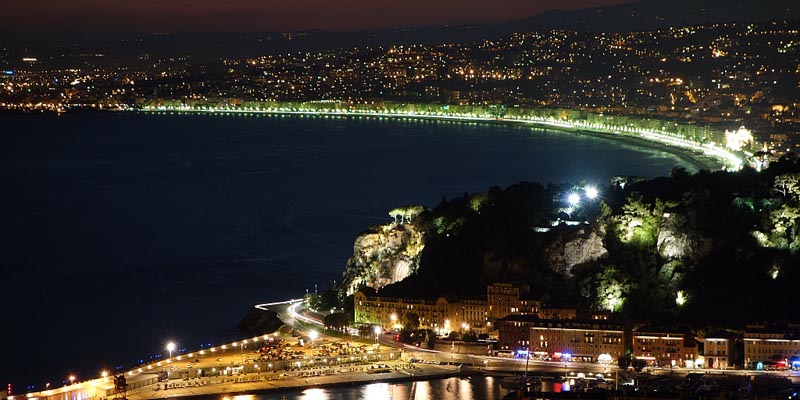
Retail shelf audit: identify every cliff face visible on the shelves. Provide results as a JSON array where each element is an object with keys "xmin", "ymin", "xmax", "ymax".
[
  {"xmin": 657, "ymin": 213, "xmax": 712, "ymax": 261},
  {"xmin": 341, "ymin": 222, "xmax": 426, "ymax": 295},
  {"xmin": 543, "ymin": 226, "xmax": 608, "ymax": 277}
]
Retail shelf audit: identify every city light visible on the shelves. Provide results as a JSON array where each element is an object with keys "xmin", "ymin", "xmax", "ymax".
[
  {"xmin": 373, "ymin": 325, "xmax": 381, "ymax": 345},
  {"xmin": 567, "ymin": 193, "xmax": 580, "ymax": 206},
  {"xmin": 166, "ymin": 342, "xmax": 176, "ymax": 361},
  {"xmin": 585, "ymin": 186, "xmax": 598, "ymax": 199},
  {"xmin": 676, "ymin": 291, "xmax": 687, "ymax": 306}
]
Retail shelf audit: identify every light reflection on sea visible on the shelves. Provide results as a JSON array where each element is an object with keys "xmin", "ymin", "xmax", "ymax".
[{"xmin": 203, "ymin": 376, "xmax": 509, "ymax": 400}]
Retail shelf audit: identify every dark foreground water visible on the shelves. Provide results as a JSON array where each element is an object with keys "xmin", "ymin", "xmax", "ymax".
[
  {"xmin": 197, "ymin": 376, "xmax": 509, "ymax": 400},
  {"xmin": 0, "ymin": 112, "xmax": 695, "ymax": 390}
]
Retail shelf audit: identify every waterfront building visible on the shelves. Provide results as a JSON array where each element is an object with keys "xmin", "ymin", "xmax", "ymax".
[
  {"xmin": 354, "ymin": 284, "xmax": 585, "ymax": 336},
  {"xmin": 353, "ymin": 290, "xmax": 451, "ymax": 332},
  {"xmin": 743, "ymin": 323, "xmax": 800, "ymax": 369},
  {"xmin": 450, "ymin": 297, "xmax": 490, "ymax": 332},
  {"xmin": 632, "ymin": 328, "xmax": 697, "ymax": 368},
  {"xmin": 497, "ymin": 315, "xmax": 625, "ymax": 362},
  {"xmin": 703, "ymin": 330, "xmax": 736, "ymax": 369}
]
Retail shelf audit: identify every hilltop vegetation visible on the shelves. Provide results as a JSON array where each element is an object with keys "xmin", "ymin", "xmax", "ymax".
[{"xmin": 342, "ymin": 156, "xmax": 800, "ymax": 325}]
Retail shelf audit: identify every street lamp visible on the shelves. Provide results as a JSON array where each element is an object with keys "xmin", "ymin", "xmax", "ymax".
[
  {"xmin": 585, "ymin": 186, "xmax": 599, "ymax": 199},
  {"xmin": 309, "ymin": 330, "xmax": 318, "ymax": 343},
  {"xmin": 68, "ymin": 375, "xmax": 75, "ymax": 385},
  {"xmin": 567, "ymin": 193, "xmax": 580, "ymax": 206},
  {"xmin": 374, "ymin": 326, "xmax": 381, "ymax": 346},
  {"xmin": 166, "ymin": 342, "xmax": 176, "ymax": 360}
]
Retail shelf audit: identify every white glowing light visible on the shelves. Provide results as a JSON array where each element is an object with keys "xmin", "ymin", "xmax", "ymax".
[
  {"xmin": 676, "ymin": 291, "xmax": 687, "ymax": 306},
  {"xmin": 567, "ymin": 193, "xmax": 580, "ymax": 206}
]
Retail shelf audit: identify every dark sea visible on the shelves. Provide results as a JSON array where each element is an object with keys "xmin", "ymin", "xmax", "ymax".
[{"xmin": 0, "ymin": 112, "xmax": 694, "ymax": 391}]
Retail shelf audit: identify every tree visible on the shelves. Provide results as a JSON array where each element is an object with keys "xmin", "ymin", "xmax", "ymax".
[
  {"xmin": 774, "ymin": 173, "xmax": 800, "ymax": 199},
  {"xmin": 631, "ymin": 358, "xmax": 647, "ymax": 372},
  {"xmin": 462, "ymin": 330, "xmax": 478, "ymax": 342},
  {"xmin": 615, "ymin": 193, "xmax": 675, "ymax": 246},
  {"xmin": 447, "ymin": 331, "xmax": 460, "ymax": 341},
  {"xmin": 618, "ymin": 355, "xmax": 632, "ymax": 370},
  {"xmin": 389, "ymin": 205, "xmax": 426, "ymax": 224},
  {"xmin": 323, "ymin": 313, "xmax": 351, "ymax": 331},
  {"xmin": 404, "ymin": 312, "xmax": 420, "ymax": 331}
]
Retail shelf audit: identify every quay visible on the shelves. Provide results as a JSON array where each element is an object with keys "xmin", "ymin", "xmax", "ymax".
[{"xmin": 126, "ymin": 363, "xmax": 461, "ymax": 400}]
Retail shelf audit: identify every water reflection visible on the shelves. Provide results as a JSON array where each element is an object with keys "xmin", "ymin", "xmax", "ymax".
[{"xmin": 225, "ymin": 376, "xmax": 510, "ymax": 400}]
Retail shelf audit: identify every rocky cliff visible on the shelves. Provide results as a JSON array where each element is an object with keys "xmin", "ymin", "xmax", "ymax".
[
  {"xmin": 543, "ymin": 226, "xmax": 608, "ymax": 277},
  {"xmin": 341, "ymin": 222, "xmax": 426, "ymax": 295},
  {"xmin": 656, "ymin": 212, "xmax": 713, "ymax": 261}
]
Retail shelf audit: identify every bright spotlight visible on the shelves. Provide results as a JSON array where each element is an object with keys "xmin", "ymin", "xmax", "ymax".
[
  {"xmin": 567, "ymin": 193, "xmax": 580, "ymax": 206},
  {"xmin": 585, "ymin": 186, "xmax": 598, "ymax": 199}
]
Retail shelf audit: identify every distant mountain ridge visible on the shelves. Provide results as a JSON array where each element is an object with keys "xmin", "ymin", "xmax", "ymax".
[
  {"xmin": 502, "ymin": 0, "xmax": 800, "ymax": 33},
  {"xmin": 1, "ymin": 0, "xmax": 796, "ymax": 63}
]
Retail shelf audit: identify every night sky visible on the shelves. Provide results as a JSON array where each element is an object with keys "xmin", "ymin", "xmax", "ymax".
[{"xmin": 4, "ymin": 0, "xmax": 633, "ymax": 32}]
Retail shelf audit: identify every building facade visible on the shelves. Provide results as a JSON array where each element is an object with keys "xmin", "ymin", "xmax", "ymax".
[
  {"xmin": 487, "ymin": 283, "xmax": 522, "ymax": 319},
  {"xmin": 497, "ymin": 315, "xmax": 625, "ymax": 362},
  {"xmin": 703, "ymin": 331, "xmax": 735, "ymax": 369},
  {"xmin": 632, "ymin": 330, "xmax": 697, "ymax": 368},
  {"xmin": 744, "ymin": 323, "xmax": 800, "ymax": 369},
  {"xmin": 353, "ymin": 291, "xmax": 451, "ymax": 332}
]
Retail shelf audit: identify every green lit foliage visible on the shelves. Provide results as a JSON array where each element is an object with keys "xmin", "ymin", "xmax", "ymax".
[
  {"xmin": 769, "ymin": 204, "xmax": 800, "ymax": 250},
  {"xmin": 774, "ymin": 173, "xmax": 800, "ymax": 199},
  {"xmin": 389, "ymin": 205, "xmax": 427, "ymax": 224},
  {"xmin": 469, "ymin": 193, "xmax": 489, "ymax": 213},
  {"xmin": 580, "ymin": 266, "xmax": 634, "ymax": 312},
  {"xmin": 615, "ymin": 193, "xmax": 674, "ymax": 247},
  {"xmin": 432, "ymin": 216, "xmax": 468, "ymax": 236}
]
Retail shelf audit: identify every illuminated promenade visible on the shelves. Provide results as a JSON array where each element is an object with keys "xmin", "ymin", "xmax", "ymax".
[
  {"xmin": 12, "ymin": 299, "xmax": 457, "ymax": 400},
  {"xmin": 136, "ymin": 105, "xmax": 745, "ymax": 172},
  {"xmin": 14, "ymin": 294, "xmax": 800, "ymax": 400}
]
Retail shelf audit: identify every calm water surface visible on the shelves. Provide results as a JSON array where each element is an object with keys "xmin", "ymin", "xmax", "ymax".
[
  {"xmin": 197, "ymin": 376, "xmax": 509, "ymax": 400},
  {"xmin": 0, "ymin": 112, "xmax": 694, "ymax": 389}
]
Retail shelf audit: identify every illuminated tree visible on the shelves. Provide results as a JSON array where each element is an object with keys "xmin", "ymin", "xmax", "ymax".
[
  {"xmin": 616, "ymin": 194, "xmax": 676, "ymax": 247},
  {"xmin": 581, "ymin": 266, "xmax": 633, "ymax": 312},
  {"xmin": 773, "ymin": 173, "xmax": 800, "ymax": 199},
  {"xmin": 389, "ymin": 205, "xmax": 426, "ymax": 224},
  {"xmin": 769, "ymin": 204, "xmax": 800, "ymax": 249}
]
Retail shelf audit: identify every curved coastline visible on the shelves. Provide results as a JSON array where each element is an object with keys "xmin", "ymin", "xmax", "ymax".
[{"xmin": 133, "ymin": 108, "xmax": 729, "ymax": 172}]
